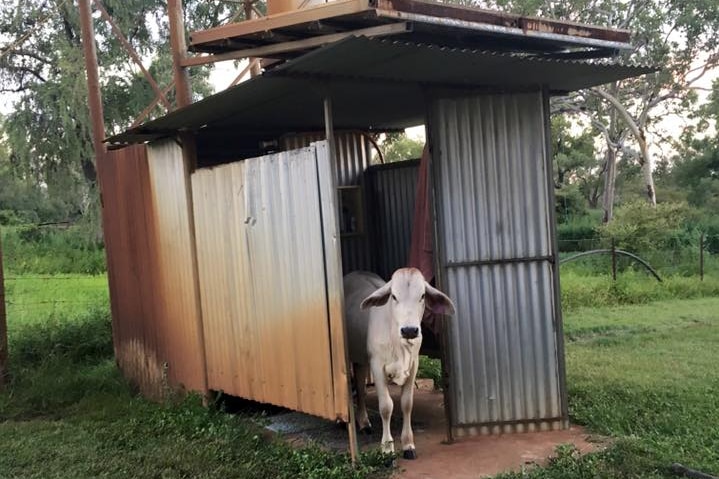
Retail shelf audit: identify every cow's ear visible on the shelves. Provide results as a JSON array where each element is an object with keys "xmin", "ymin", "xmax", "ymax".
[
  {"xmin": 360, "ymin": 282, "xmax": 392, "ymax": 310},
  {"xmin": 424, "ymin": 283, "xmax": 456, "ymax": 316}
]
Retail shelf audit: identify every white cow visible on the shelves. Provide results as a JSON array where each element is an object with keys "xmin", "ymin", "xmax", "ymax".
[{"xmin": 343, "ymin": 268, "xmax": 455, "ymax": 459}]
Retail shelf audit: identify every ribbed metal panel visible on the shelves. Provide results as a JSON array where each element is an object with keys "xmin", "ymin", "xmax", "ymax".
[
  {"xmin": 98, "ymin": 141, "xmax": 207, "ymax": 399},
  {"xmin": 281, "ymin": 131, "xmax": 377, "ymax": 273},
  {"xmin": 429, "ymin": 90, "xmax": 567, "ymax": 435},
  {"xmin": 365, "ymin": 160, "xmax": 420, "ymax": 279},
  {"xmin": 191, "ymin": 143, "xmax": 349, "ymax": 421}
]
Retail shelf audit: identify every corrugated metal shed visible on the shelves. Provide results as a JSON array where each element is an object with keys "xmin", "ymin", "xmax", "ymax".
[
  {"xmin": 107, "ymin": 37, "xmax": 654, "ymax": 147},
  {"xmin": 429, "ymin": 90, "xmax": 566, "ymax": 435}
]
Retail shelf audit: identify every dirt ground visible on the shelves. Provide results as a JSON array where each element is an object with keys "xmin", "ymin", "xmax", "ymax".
[{"xmin": 265, "ymin": 384, "xmax": 603, "ymax": 478}]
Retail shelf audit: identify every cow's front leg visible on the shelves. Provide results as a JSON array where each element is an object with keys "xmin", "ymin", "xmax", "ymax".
[
  {"xmin": 371, "ymin": 360, "xmax": 394, "ymax": 453},
  {"xmin": 400, "ymin": 360, "xmax": 419, "ymax": 459},
  {"xmin": 354, "ymin": 363, "xmax": 372, "ymax": 433}
]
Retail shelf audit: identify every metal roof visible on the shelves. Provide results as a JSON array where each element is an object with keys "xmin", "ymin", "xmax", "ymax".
[{"xmin": 107, "ymin": 36, "xmax": 654, "ymax": 146}]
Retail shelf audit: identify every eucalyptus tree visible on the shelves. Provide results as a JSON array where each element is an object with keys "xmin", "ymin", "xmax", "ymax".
[
  {"xmin": 475, "ymin": 0, "xmax": 719, "ymax": 221},
  {"xmin": 0, "ymin": 0, "xmax": 237, "ymax": 221}
]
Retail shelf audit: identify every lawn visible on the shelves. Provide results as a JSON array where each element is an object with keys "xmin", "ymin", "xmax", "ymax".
[
  {"xmin": 0, "ymin": 275, "xmax": 391, "ymax": 479},
  {"xmin": 1, "ymin": 275, "xmax": 718, "ymax": 478},
  {"xmin": 499, "ymin": 297, "xmax": 719, "ymax": 478}
]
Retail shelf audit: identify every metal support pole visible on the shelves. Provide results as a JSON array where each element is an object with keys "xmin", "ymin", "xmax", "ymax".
[
  {"xmin": 0, "ymin": 234, "xmax": 7, "ymax": 388},
  {"xmin": 611, "ymin": 238, "xmax": 617, "ymax": 281},
  {"xmin": 324, "ymin": 95, "xmax": 359, "ymax": 465},
  {"xmin": 700, "ymin": 233, "xmax": 705, "ymax": 282},
  {"xmin": 93, "ymin": 0, "xmax": 171, "ymax": 110},
  {"xmin": 168, "ymin": 0, "xmax": 192, "ymax": 108},
  {"xmin": 78, "ymin": 0, "xmax": 107, "ymax": 161}
]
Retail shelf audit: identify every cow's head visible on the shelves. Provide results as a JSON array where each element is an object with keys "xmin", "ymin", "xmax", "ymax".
[{"xmin": 360, "ymin": 268, "xmax": 455, "ymax": 343}]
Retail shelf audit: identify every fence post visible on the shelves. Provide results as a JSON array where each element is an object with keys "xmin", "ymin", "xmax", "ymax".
[
  {"xmin": 0, "ymin": 233, "xmax": 7, "ymax": 388},
  {"xmin": 611, "ymin": 238, "xmax": 617, "ymax": 281},
  {"xmin": 700, "ymin": 233, "xmax": 705, "ymax": 282}
]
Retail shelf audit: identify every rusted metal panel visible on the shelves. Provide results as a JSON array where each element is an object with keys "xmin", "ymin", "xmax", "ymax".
[
  {"xmin": 280, "ymin": 131, "xmax": 378, "ymax": 273},
  {"xmin": 189, "ymin": 0, "xmax": 630, "ymax": 54},
  {"xmin": 365, "ymin": 160, "xmax": 420, "ymax": 279},
  {"xmin": 189, "ymin": 0, "xmax": 372, "ymax": 48},
  {"xmin": 374, "ymin": 0, "xmax": 630, "ymax": 44},
  {"xmin": 428, "ymin": 90, "xmax": 567, "ymax": 435},
  {"xmin": 191, "ymin": 142, "xmax": 349, "ymax": 421},
  {"xmin": 98, "ymin": 141, "xmax": 207, "ymax": 399}
]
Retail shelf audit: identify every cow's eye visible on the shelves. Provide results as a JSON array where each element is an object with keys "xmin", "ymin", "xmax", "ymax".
[
  {"xmin": 391, "ymin": 294, "xmax": 397, "ymax": 302},
  {"xmin": 420, "ymin": 293, "xmax": 425, "ymax": 302}
]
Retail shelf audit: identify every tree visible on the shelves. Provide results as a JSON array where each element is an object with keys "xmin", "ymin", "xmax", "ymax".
[
  {"xmin": 551, "ymin": 115, "xmax": 602, "ymax": 219},
  {"xmin": 0, "ymin": 1, "xmax": 236, "ymax": 223},
  {"xmin": 381, "ymin": 132, "xmax": 425, "ymax": 163},
  {"xmin": 476, "ymin": 0, "xmax": 719, "ymax": 221}
]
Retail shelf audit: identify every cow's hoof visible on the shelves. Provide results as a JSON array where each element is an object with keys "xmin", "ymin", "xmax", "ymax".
[
  {"xmin": 403, "ymin": 449, "xmax": 417, "ymax": 460},
  {"xmin": 359, "ymin": 425, "xmax": 373, "ymax": 435}
]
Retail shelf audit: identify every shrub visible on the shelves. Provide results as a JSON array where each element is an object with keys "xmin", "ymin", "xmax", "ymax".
[
  {"xmin": 598, "ymin": 201, "xmax": 692, "ymax": 254},
  {"xmin": 1, "ymin": 224, "xmax": 106, "ymax": 274}
]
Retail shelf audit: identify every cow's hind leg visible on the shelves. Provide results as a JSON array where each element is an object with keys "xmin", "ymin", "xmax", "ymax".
[
  {"xmin": 354, "ymin": 363, "xmax": 372, "ymax": 434},
  {"xmin": 400, "ymin": 361, "xmax": 419, "ymax": 459},
  {"xmin": 371, "ymin": 360, "xmax": 394, "ymax": 454}
]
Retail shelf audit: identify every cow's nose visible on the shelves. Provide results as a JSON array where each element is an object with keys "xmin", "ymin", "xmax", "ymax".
[{"xmin": 401, "ymin": 326, "xmax": 419, "ymax": 339}]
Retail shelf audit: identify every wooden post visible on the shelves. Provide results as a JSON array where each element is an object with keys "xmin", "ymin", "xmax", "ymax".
[
  {"xmin": 700, "ymin": 233, "xmax": 705, "ymax": 282},
  {"xmin": 0, "ymin": 234, "xmax": 8, "ymax": 388},
  {"xmin": 168, "ymin": 0, "xmax": 192, "ymax": 108},
  {"xmin": 78, "ymin": 0, "xmax": 107, "ymax": 161},
  {"xmin": 611, "ymin": 238, "xmax": 617, "ymax": 281}
]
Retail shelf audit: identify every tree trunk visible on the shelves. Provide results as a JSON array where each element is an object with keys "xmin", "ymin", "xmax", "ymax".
[
  {"xmin": 591, "ymin": 87, "xmax": 657, "ymax": 207},
  {"xmin": 602, "ymin": 146, "xmax": 618, "ymax": 223},
  {"xmin": 0, "ymin": 234, "xmax": 8, "ymax": 388},
  {"xmin": 637, "ymin": 128, "xmax": 657, "ymax": 205}
]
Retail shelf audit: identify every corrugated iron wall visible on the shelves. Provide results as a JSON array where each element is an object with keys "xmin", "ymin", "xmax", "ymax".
[
  {"xmin": 365, "ymin": 160, "xmax": 420, "ymax": 279},
  {"xmin": 98, "ymin": 141, "xmax": 207, "ymax": 399},
  {"xmin": 191, "ymin": 142, "xmax": 349, "ymax": 422},
  {"xmin": 280, "ymin": 131, "xmax": 377, "ymax": 273},
  {"xmin": 428, "ymin": 90, "xmax": 568, "ymax": 436}
]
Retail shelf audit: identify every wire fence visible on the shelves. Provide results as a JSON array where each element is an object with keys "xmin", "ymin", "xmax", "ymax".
[
  {"xmin": 557, "ymin": 234, "xmax": 719, "ymax": 280},
  {"xmin": 3, "ymin": 274, "xmax": 109, "ymax": 326}
]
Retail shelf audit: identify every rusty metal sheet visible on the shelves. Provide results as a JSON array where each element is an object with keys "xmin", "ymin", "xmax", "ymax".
[
  {"xmin": 428, "ymin": 90, "xmax": 568, "ymax": 435},
  {"xmin": 189, "ymin": 0, "xmax": 630, "ymax": 53},
  {"xmin": 191, "ymin": 142, "xmax": 349, "ymax": 421},
  {"xmin": 98, "ymin": 141, "xmax": 207, "ymax": 399}
]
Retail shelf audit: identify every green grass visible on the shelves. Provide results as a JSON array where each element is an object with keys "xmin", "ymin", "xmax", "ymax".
[
  {"xmin": 4, "ymin": 274, "xmax": 109, "ymax": 324},
  {"xmin": 0, "ymin": 277, "xmax": 392, "ymax": 479},
  {"xmin": 498, "ymin": 297, "xmax": 719, "ymax": 479},
  {"xmin": 3, "ymin": 274, "xmax": 719, "ymax": 478}
]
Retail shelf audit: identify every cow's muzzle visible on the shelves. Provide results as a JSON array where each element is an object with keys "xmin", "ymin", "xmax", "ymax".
[{"xmin": 400, "ymin": 326, "xmax": 420, "ymax": 339}]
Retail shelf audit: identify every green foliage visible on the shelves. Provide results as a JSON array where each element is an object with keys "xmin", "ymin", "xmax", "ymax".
[
  {"xmin": 551, "ymin": 116, "xmax": 599, "ymax": 216},
  {"xmin": 0, "ymin": 280, "xmax": 393, "ymax": 479},
  {"xmin": 559, "ymin": 270, "xmax": 719, "ymax": 311},
  {"xmin": 557, "ymin": 214, "xmax": 601, "ymax": 251},
  {"xmin": 381, "ymin": 132, "xmax": 424, "ymax": 163},
  {"xmin": 417, "ymin": 355, "xmax": 442, "ymax": 389},
  {"xmin": 1, "ymin": 225, "xmax": 106, "ymax": 275},
  {"xmin": 597, "ymin": 201, "xmax": 692, "ymax": 253}
]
